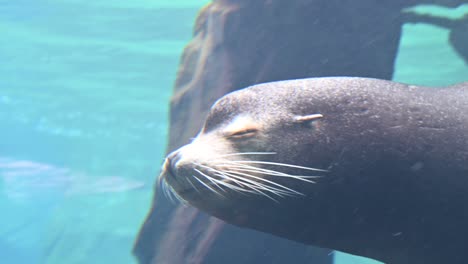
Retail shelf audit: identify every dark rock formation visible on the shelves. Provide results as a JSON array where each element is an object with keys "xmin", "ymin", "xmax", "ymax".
[{"xmin": 134, "ymin": 0, "xmax": 467, "ymax": 263}]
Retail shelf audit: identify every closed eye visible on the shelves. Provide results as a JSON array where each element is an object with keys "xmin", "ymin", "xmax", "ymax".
[
  {"xmin": 226, "ymin": 128, "xmax": 258, "ymax": 139},
  {"xmin": 223, "ymin": 115, "xmax": 259, "ymax": 139}
]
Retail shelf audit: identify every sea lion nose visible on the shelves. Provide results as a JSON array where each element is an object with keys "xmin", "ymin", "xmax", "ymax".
[{"xmin": 165, "ymin": 150, "xmax": 181, "ymax": 176}]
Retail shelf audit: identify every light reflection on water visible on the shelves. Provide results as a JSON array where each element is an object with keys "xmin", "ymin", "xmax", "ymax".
[{"xmin": 0, "ymin": 156, "xmax": 146, "ymax": 201}]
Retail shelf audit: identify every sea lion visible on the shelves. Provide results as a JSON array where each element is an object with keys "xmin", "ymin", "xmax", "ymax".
[{"xmin": 159, "ymin": 77, "xmax": 468, "ymax": 264}]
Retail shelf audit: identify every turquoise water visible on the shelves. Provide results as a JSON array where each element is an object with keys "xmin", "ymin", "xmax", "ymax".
[
  {"xmin": 0, "ymin": 1, "xmax": 206, "ymax": 263},
  {"xmin": 1, "ymin": 1, "xmax": 467, "ymax": 264}
]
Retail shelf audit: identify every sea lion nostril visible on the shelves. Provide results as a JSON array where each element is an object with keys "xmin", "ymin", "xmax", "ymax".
[
  {"xmin": 165, "ymin": 151, "xmax": 182, "ymax": 176},
  {"xmin": 163, "ymin": 158, "xmax": 174, "ymax": 176},
  {"xmin": 167, "ymin": 150, "xmax": 181, "ymax": 163}
]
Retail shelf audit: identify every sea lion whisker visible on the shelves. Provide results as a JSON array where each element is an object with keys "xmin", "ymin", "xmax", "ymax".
[
  {"xmin": 193, "ymin": 169, "xmax": 227, "ymax": 196},
  {"xmin": 193, "ymin": 162, "xmax": 243, "ymax": 182},
  {"xmin": 224, "ymin": 163, "xmax": 317, "ymax": 177},
  {"xmin": 220, "ymin": 164, "xmax": 319, "ymax": 183},
  {"xmin": 215, "ymin": 175, "xmax": 282, "ymax": 202},
  {"xmin": 207, "ymin": 172, "xmax": 259, "ymax": 195},
  {"xmin": 194, "ymin": 163, "xmax": 289, "ymax": 196},
  {"xmin": 166, "ymin": 181, "xmax": 185, "ymax": 204},
  {"xmin": 224, "ymin": 170, "xmax": 304, "ymax": 196},
  {"xmin": 157, "ymin": 175, "xmax": 166, "ymax": 196},
  {"xmin": 204, "ymin": 168, "xmax": 286, "ymax": 199},
  {"xmin": 193, "ymin": 163, "xmax": 249, "ymax": 189},
  {"xmin": 222, "ymin": 171, "xmax": 300, "ymax": 198},
  {"xmin": 172, "ymin": 189, "xmax": 189, "ymax": 205},
  {"xmin": 194, "ymin": 163, "xmax": 268, "ymax": 195},
  {"xmin": 211, "ymin": 171, "xmax": 256, "ymax": 191},
  {"xmin": 159, "ymin": 176, "xmax": 174, "ymax": 202},
  {"xmin": 227, "ymin": 160, "xmax": 328, "ymax": 172},
  {"xmin": 192, "ymin": 175, "xmax": 226, "ymax": 198},
  {"xmin": 157, "ymin": 173, "xmax": 186, "ymax": 204},
  {"xmin": 211, "ymin": 177, "xmax": 254, "ymax": 194},
  {"xmin": 186, "ymin": 177, "xmax": 201, "ymax": 194},
  {"xmin": 242, "ymin": 185, "xmax": 280, "ymax": 202},
  {"xmin": 196, "ymin": 170, "xmax": 269, "ymax": 199},
  {"xmin": 164, "ymin": 182, "xmax": 179, "ymax": 204},
  {"xmin": 233, "ymin": 167, "xmax": 320, "ymax": 181},
  {"xmin": 204, "ymin": 160, "xmax": 317, "ymax": 187},
  {"xmin": 194, "ymin": 168, "xmax": 227, "ymax": 193},
  {"xmin": 163, "ymin": 183, "xmax": 171, "ymax": 200},
  {"xmin": 215, "ymin": 152, "xmax": 277, "ymax": 158}
]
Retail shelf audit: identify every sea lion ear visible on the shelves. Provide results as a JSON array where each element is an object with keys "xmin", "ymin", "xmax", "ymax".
[{"xmin": 293, "ymin": 114, "xmax": 323, "ymax": 124}]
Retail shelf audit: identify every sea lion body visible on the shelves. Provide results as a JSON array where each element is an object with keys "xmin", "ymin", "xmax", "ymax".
[{"xmin": 160, "ymin": 77, "xmax": 468, "ymax": 264}]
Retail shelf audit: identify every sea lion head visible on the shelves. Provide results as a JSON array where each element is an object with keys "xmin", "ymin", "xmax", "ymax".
[{"xmin": 158, "ymin": 79, "xmax": 351, "ymax": 223}]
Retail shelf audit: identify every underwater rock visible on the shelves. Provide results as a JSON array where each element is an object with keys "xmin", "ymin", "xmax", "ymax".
[{"xmin": 134, "ymin": 0, "xmax": 468, "ymax": 264}]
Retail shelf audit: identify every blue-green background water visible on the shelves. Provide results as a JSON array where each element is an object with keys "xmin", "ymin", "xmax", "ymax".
[
  {"xmin": 0, "ymin": 1, "xmax": 467, "ymax": 263},
  {"xmin": 1, "ymin": 1, "xmax": 207, "ymax": 263}
]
